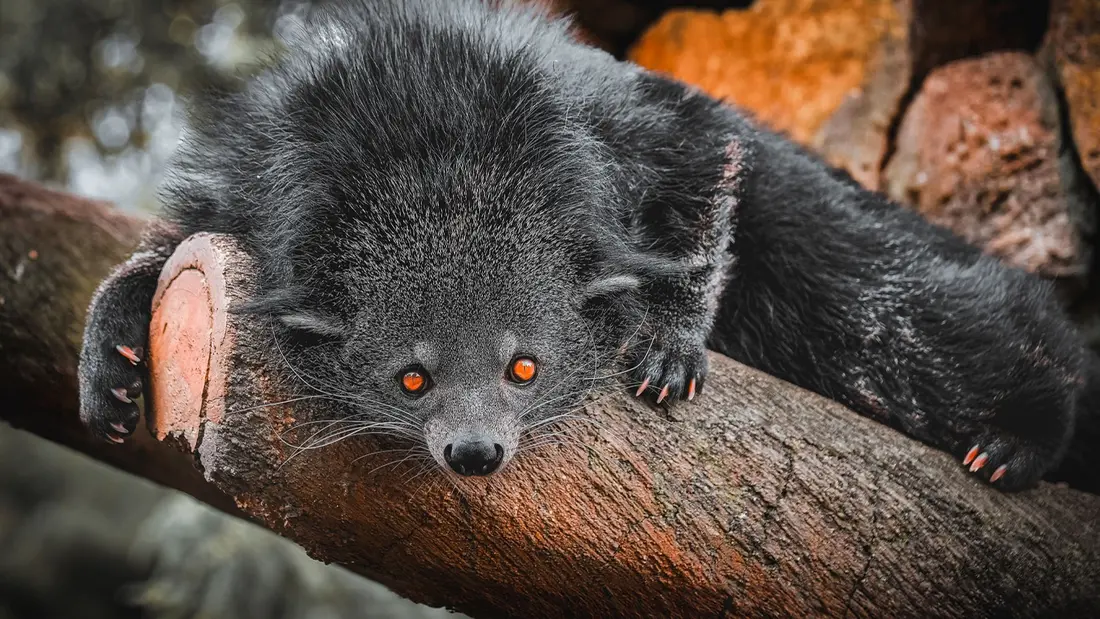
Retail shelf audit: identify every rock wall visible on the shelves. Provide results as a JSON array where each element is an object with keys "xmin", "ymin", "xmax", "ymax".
[{"xmin": 622, "ymin": 0, "xmax": 1098, "ymax": 292}]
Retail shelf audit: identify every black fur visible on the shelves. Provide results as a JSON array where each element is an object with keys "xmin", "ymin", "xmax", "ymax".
[{"xmin": 78, "ymin": 0, "xmax": 1089, "ymax": 490}]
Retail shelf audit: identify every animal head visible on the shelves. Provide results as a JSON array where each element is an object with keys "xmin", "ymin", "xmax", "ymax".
[
  {"xmin": 165, "ymin": 0, "xmax": 646, "ymax": 476},
  {"xmin": 263, "ymin": 158, "xmax": 641, "ymax": 476}
]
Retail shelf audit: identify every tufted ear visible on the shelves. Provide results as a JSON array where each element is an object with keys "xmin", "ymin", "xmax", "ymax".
[
  {"xmin": 584, "ymin": 272, "xmax": 641, "ymax": 299},
  {"xmin": 582, "ymin": 245, "xmax": 694, "ymax": 303},
  {"xmin": 277, "ymin": 312, "xmax": 349, "ymax": 339}
]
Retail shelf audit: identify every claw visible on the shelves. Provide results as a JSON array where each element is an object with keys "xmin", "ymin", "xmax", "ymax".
[
  {"xmin": 969, "ymin": 452, "xmax": 989, "ymax": 473},
  {"xmin": 110, "ymin": 422, "xmax": 130, "ymax": 435},
  {"xmin": 963, "ymin": 445, "xmax": 980, "ymax": 466},
  {"xmin": 687, "ymin": 378, "xmax": 697, "ymax": 401},
  {"xmin": 635, "ymin": 377, "xmax": 650, "ymax": 397},
  {"xmin": 990, "ymin": 465, "xmax": 1007, "ymax": 483},
  {"xmin": 116, "ymin": 344, "xmax": 141, "ymax": 365},
  {"xmin": 106, "ymin": 434, "xmax": 125, "ymax": 444},
  {"xmin": 111, "ymin": 387, "xmax": 132, "ymax": 404},
  {"xmin": 656, "ymin": 385, "xmax": 669, "ymax": 404}
]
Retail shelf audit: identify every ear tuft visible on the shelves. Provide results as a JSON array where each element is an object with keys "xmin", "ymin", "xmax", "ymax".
[
  {"xmin": 584, "ymin": 273, "xmax": 641, "ymax": 299},
  {"xmin": 278, "ymin": 312, "xmax": 348, "ymax": 339}
]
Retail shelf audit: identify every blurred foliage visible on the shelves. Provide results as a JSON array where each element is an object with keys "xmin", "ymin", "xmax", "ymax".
[
  {"xmin": 0, "ymin": 0, "xmax": 761, "ymax": 212},
  {"xmin": 0, "ymin": 0, "xmax": 311, "ymax": 212}
]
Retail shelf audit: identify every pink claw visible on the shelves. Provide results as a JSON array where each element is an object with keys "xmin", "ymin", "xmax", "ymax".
[
  {"xmin": 990, "ymin": 465, "xmax": 1007, "ymax": 483},
  {"xmin": 687, "ymin": 378, "xmax": 697, "ymax": 401},
  {"xmin": 106, "ymin": 435, "xmax": 125, "ymax": 444},
  {"xmin": 969, "ymin": 453, "xmax": 989, "ymax": 473},
  {"xmin": 110, "ymin": 387, "xmax": 132, "ymax": 404},
  {"xmin": 635, "ymin": 377, "xmax": 650, "ymax": 397},
  {"xmin": 656, "ymin": 385, "xmax": 670, "ymax": 404},
  {"xmin": 110, "ymin": 422, "xmax": 129, "ymax": 434},
  {"xmin": 963, "ymin": 445, "xmax": 980, "ymax": 466},
  {"xmin": 116, "ymin": 345, "xmax": 141, "ymax": 365}
]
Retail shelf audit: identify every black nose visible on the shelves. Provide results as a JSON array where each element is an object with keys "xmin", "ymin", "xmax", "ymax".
[{"xmin": 443, "ymin": 441, "xmax": 504, "ymax": 476}]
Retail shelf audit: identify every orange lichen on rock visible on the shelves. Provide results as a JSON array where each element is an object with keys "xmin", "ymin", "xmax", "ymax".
[
  {"xmin": 883, "ymin": 53, "xmax": 1094, "ymax": 278},
  {"xmin": 628, "ymin": 0, "xmax": 904, "ymax": 144},
  {"xmin": 1045, "ymin": 0, "xmax": 1100, "ymax": 192}
]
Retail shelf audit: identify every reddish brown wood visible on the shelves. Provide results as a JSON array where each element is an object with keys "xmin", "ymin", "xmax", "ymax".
[
  {"xmin": 3, "ymin": 174, "xmax": 1099, "ymax": 618},
  {"xmin": 0, "ymin": 174, "xmax": 235, "ymax": 513},
  {"xmin": 146, "ymin": 233, "xmax": 1100, "ymax": 619}
]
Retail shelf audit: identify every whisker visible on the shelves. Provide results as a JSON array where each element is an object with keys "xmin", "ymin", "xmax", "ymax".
[
  {"xmin": 275, "ymin": 428, "xmax": 426, "ymax": 470},
  {"xmin": 226, "ymin": 394, "xmax": 332, "ymax": 415},
  {"xmin": 362, "ymin": 449, "xmax": 433, "ymax": 477},
  {"xmin": 349, "ymin": 445, "xmax": 429, "ymax": 466},
  {"xmin": 268, "ymin": 324, "xmax": 424, "ymax": 427}
]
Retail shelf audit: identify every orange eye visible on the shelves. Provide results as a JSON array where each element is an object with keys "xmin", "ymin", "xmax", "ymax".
[
  {"xmin": 400, "ymin": 369, "xmax": 429, "ymax": 395},
  {"xmin": 509, "ymin": 357, "xmax": 538, "ymax": 383}
]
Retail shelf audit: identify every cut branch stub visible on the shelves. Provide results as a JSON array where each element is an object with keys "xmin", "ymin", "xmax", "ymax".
[{"xmin": 146, "ymin": 232, "xmax": 1100, "ymax": 619}]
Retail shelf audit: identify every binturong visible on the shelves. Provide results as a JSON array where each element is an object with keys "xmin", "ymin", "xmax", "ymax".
[{"xmin": 79, "ymin": 0, "xmax": 1093, "ymax": 491}]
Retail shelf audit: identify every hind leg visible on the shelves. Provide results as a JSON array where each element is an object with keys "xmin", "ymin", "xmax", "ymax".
[{"xmin": 956, "ymin": 379, "xmax": 1078, "ymax": 491}]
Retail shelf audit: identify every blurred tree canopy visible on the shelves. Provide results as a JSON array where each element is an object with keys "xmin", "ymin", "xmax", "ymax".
[{"xmin": 0, "ymin": 0, "xmax": 310, "ymax": 212}]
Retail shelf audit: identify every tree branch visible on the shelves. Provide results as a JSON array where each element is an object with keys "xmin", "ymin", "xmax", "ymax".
[
  {"xmin": 3, "ymin": 173, "xmax": 1099, "ymax": 618},
  {"xmin": 0, "ymin": 174, "xmax": 461, "ymax": 619}
]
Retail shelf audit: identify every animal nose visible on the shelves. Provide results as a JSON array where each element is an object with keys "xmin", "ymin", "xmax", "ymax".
[{"xmin": 443, "ymin": 440, "xmax": 504, "ymax": 476}]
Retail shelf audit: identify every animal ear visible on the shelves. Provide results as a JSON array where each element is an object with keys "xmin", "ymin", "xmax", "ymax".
[
  {"xmin": 583, "ymin": 272, "xmax": 641, "ymax": 300},
  {"xmin": 277, "ymin": 312, "xmax": 349, "ymax": 339}
]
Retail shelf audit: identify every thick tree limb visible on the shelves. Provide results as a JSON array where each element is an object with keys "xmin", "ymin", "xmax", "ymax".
[
  {"xmin": 0, "ymin": 173, "xmax": 235, "ymax": 512},
  {"xmin": 0, "ymin": 174, "xmax": 461, "ymax": 619},
  {"xmin": 3, "ymin": 174, "xmax": 1100, "ymax": 618},
  {"xmin": 149, "ymin": 235, "xmax": 1100, "ymax": 616}
]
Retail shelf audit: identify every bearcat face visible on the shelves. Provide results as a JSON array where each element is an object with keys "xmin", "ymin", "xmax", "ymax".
[{"xmin": 267, "ymin": 153, "xmax": 637, "ymax": 477}]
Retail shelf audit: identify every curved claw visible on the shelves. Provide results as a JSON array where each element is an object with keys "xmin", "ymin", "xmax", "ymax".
[
  {"xmin": 687, "ymin": 378, "xmax": 697, "ymax": 401},
  {"xmin": 989, "ymin": 465, "xmax": 1007, "ymax": 483},
  {"xmin": 656, "ymin": 385, "xmax": 670, "ymax": 404},
  {"xmin": 969, "ymin": 452, "xmax": 989, "ymax": 473},
  {"xmin": 115, "ymin": 344, "xmax": 142, "ymax": 365},
  {"xmin": 635, "ymin": 377, "xmax": 650, "ymax": 397},
  {"xmin": 963, "ymin": 445, "xmax": 980, "ymax": 466},
  {"xmin": 106, "ymin": 434, "xmax": 125, "ymax": 444},
  {"xmin": 110, "ymin": 387, "xmax": 132, "ymax": 404}
]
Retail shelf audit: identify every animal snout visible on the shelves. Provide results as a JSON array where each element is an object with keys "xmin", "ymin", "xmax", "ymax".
[{"xmin": 443, "ymin": 439, "xmax": 504, "ymax": 476}]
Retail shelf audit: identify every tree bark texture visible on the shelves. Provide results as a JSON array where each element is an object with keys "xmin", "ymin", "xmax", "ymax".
[
  {"xmin": 0, "ymin": 174, "xmax": 463, "ymax": 619},
  {"xmin": 0, "ymin": 173, "xmax": 236, "ymax": 512},
  {"xmin": 3, "ymin": 174, "xmax": 1100, "ymax": 618}
]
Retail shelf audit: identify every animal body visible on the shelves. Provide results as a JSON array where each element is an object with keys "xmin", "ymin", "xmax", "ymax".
[{"xmin": 79, "ymin": 0, "xmax": 1089, "ymax": 491}]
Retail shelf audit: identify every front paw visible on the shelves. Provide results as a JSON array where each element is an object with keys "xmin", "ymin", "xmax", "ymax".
[
  {"xmin": 959, "ymin": 430, "xmax": 1053, "ymax": 492},
  {"xmin": 79, "ymin": 341, "xmax": 145, "ymax": 443},
  {"xmin": 627, "ymin": 329, "xmax": 709, "ymax": 406}
]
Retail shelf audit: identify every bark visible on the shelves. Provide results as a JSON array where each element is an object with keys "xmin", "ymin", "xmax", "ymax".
[
  {"xmin": 0, "ymin": 173, "xmax": 235, "ymax": 512},
  {"xmin": 0, "ymin": 174, "xmax": 461, "ymax": 619},
  {"xmin": 3, "ymin": 174, "xmax": 1100, "ymax": 618}
]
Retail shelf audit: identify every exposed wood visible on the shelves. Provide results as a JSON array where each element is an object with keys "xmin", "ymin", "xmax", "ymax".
[
  {"xmin": 147, "ymin": 238, "xmax": 1100, "ymax": 618},
  {"xmin": 2, "ymin": 173, "xmax": 1099, "ymax": 618},
  {"xmin": 0, "ymin": 173, "xmax": 236, "ymax": 512},
  {"xmin": 0, "ymin": 174, "xmax": 463, "ymax": 619}
]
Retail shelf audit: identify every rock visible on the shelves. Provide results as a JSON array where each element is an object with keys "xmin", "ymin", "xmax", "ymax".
[
  {"xmin": 883, "ymin": 52, "xmax": 1094, "ymax": 278},
  {"xmin": 1044, "ymin": 0, "xmax": 1100, "ymax": 192},
  {"xmin": 628, "ymin": 0, "xmax": 906, "ymax": 146},
  {"xmin": 815, "ymin": 0, "xmax": 1050, "ymax": 190},
  {"xmin": 628, "ymin": 0, "xmax": 1048, "ymax": 190},
  {"xmin": 812, "ymin": 36, "xmax": 909, "ymax": 190}
]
